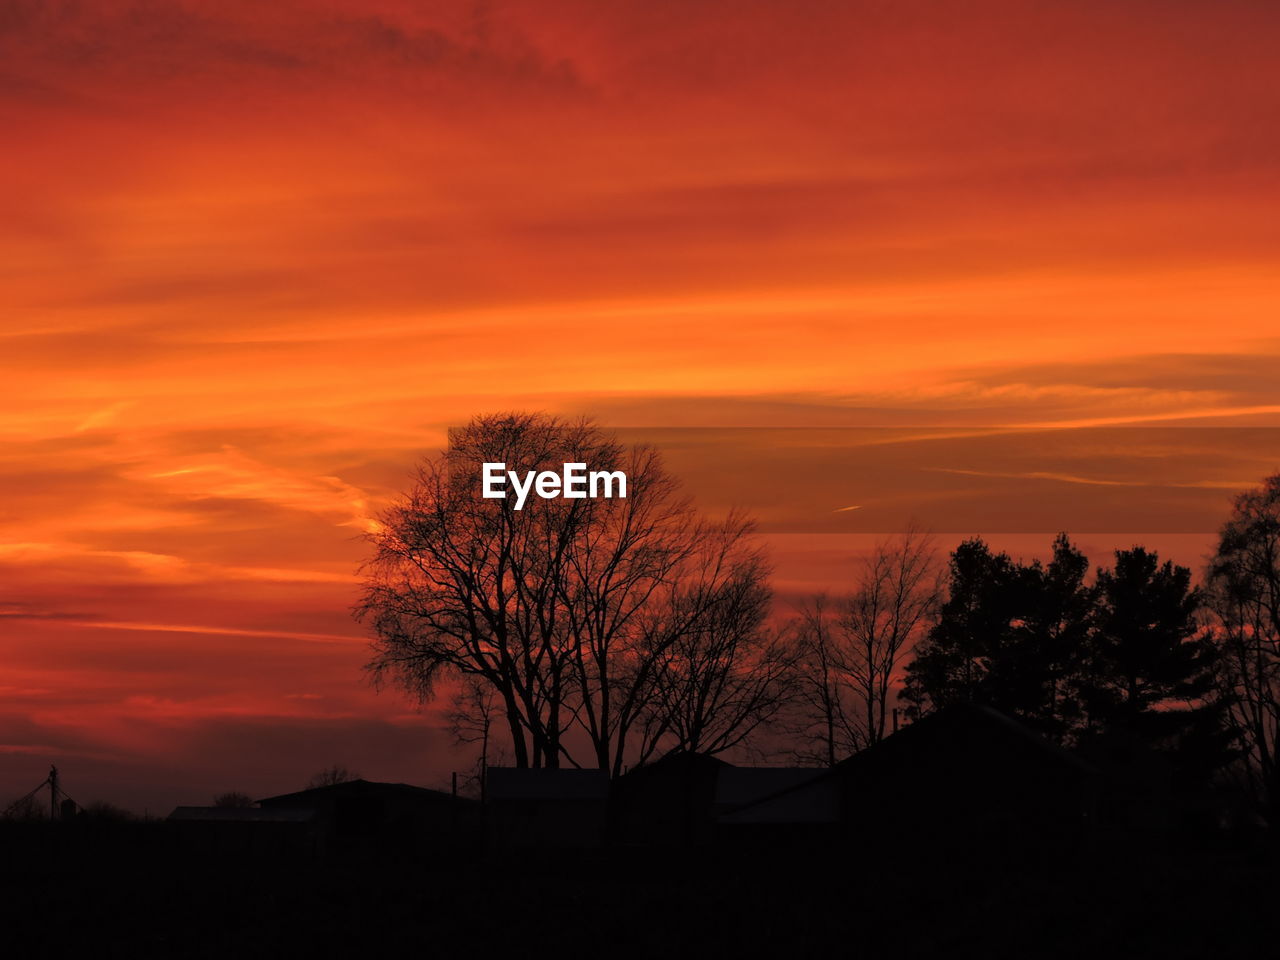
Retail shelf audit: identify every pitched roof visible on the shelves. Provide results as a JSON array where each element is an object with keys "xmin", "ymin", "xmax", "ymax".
[
  {"xmin": 632, "ymin": 750, "xmax": 731, "ymax": 771},
  {"xmin": 835, "ymin": 702, "xmax": 1097, "ymax": 777},
  {"xmin": 257, "ymin": 778, "xmax": 467, "ymax": 807},
  {"xmin": 718, "ymin": 703, "xmax": 1097, "ymax": 824},
  {"xmin": 614, "ymin": 750, "xmax": 731, "ymax": 787}
]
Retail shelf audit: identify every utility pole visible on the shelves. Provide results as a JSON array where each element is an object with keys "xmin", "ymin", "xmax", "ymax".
[{"xmin": 49, "ymin": 765, "xmax": 59, "ymax": 821}]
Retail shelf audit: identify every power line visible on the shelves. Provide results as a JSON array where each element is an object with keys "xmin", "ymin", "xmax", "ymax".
[{"xmin": 2, "ymin": 765, "xmax": 80, "ymax": 820}]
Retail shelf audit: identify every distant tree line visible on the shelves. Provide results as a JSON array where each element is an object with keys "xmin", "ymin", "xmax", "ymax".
[
  {"xmin": 355, "ymin": 412, "xmax": 1280, "ymax": 823},
  {"xmin": 899, "ymin": 534, "xmax": 1233, "ymax": 813}
]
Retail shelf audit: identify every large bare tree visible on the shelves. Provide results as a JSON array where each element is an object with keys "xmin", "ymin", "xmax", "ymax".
[
  {"xmin": 356, "ymin": 412, "xmax": 775, "ymax": 773},
  {"xmin": 357, "ymin": 413, "xmax": 597, "ymax": 768}
]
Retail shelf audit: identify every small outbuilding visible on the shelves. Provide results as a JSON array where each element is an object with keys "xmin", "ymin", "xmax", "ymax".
[
  {"xmin": 257, "ymin": 779, "xmax": 481, "ymax": 853},
  {"xmin": 485, "ymin": 768, "xmax": 610, "ymax": 848},
  {"xmin": 611, "ymin": 752, "xmax": 824, "ymax": 847}
]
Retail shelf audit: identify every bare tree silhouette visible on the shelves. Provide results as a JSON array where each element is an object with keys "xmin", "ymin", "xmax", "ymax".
[
  {"xmin": 213, "ymin": 791, "xmax": 255, "ymax": 808},
  {"xmin": 446, "ymin": 677, "xmax": 499, "ymax": 796},
  {"xmin": 306, "ymin": 765, "xmax": 359, "ymax": 789},
  {"xmin": 644, "ymin": 518, "xmax": 791, "ymax": 757},
  {"xmin": 1209, "ymin": 473, "xmax": 1280, "ymax": 819},
  {"xmin": 356, "ymin": 412, "xmax": 773, "ymax": 774},
  {"xmin": 791, "ymin": 529, "xmax": 941, "ymax": 764},
  {"xmin": 2, "ymin": 792, "xmax": 46, "ymax": 822}
]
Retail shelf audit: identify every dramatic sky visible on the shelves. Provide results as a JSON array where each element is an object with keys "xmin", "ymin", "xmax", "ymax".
[{"xmin": 3, "ymin": 0, "xmax": 1280, "ymax": 811}]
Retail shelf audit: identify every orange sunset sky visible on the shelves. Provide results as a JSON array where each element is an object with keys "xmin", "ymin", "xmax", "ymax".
[{"xmin": 3, "ymin": 0, "xmax": 1280, "ymax": 811}]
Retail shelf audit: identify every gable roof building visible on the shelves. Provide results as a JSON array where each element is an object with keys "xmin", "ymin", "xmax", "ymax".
[
  {"xmin": 720, "ymin": 704, "xmax": 1099, "ymax": 856},
  {"xmin": 485, "ymin": 768, "xmax": 610, "ymax": 848},
  {"xmin": 258, "ymin": 778, "xmax": 481, "ymax": 851},
  {"xmin": 610, "ymin": 751, "xmax": 825, "ymax": 847}
]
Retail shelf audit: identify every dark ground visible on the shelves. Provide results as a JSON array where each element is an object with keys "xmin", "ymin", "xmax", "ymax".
[{"xmin": 1, "ymin": 823, "xmax": 1277, "ymax": 958}]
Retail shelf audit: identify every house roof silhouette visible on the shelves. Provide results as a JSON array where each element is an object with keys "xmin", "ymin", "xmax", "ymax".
[
  {"xmin": 720, "ymin": 703, "xmax": 1098, "ymax": 826},
  {"xmin": 257, "ymin": 778, "xmax": 465, "ymax": 807}
]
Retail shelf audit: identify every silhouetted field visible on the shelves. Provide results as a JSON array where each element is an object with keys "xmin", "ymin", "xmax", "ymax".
[{"xmin": 2, "ymin": 822, "xmax": 1276, "ymax": 958}]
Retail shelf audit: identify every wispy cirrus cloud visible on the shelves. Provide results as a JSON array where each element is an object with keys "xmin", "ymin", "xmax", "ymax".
[
  {"xmin": 35, "ymin": 618, "xmax": 364, "ymax": 646},
  {"xmin": 927, "ymin": 467, "xmax": 1261, "ymax": 491}
]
